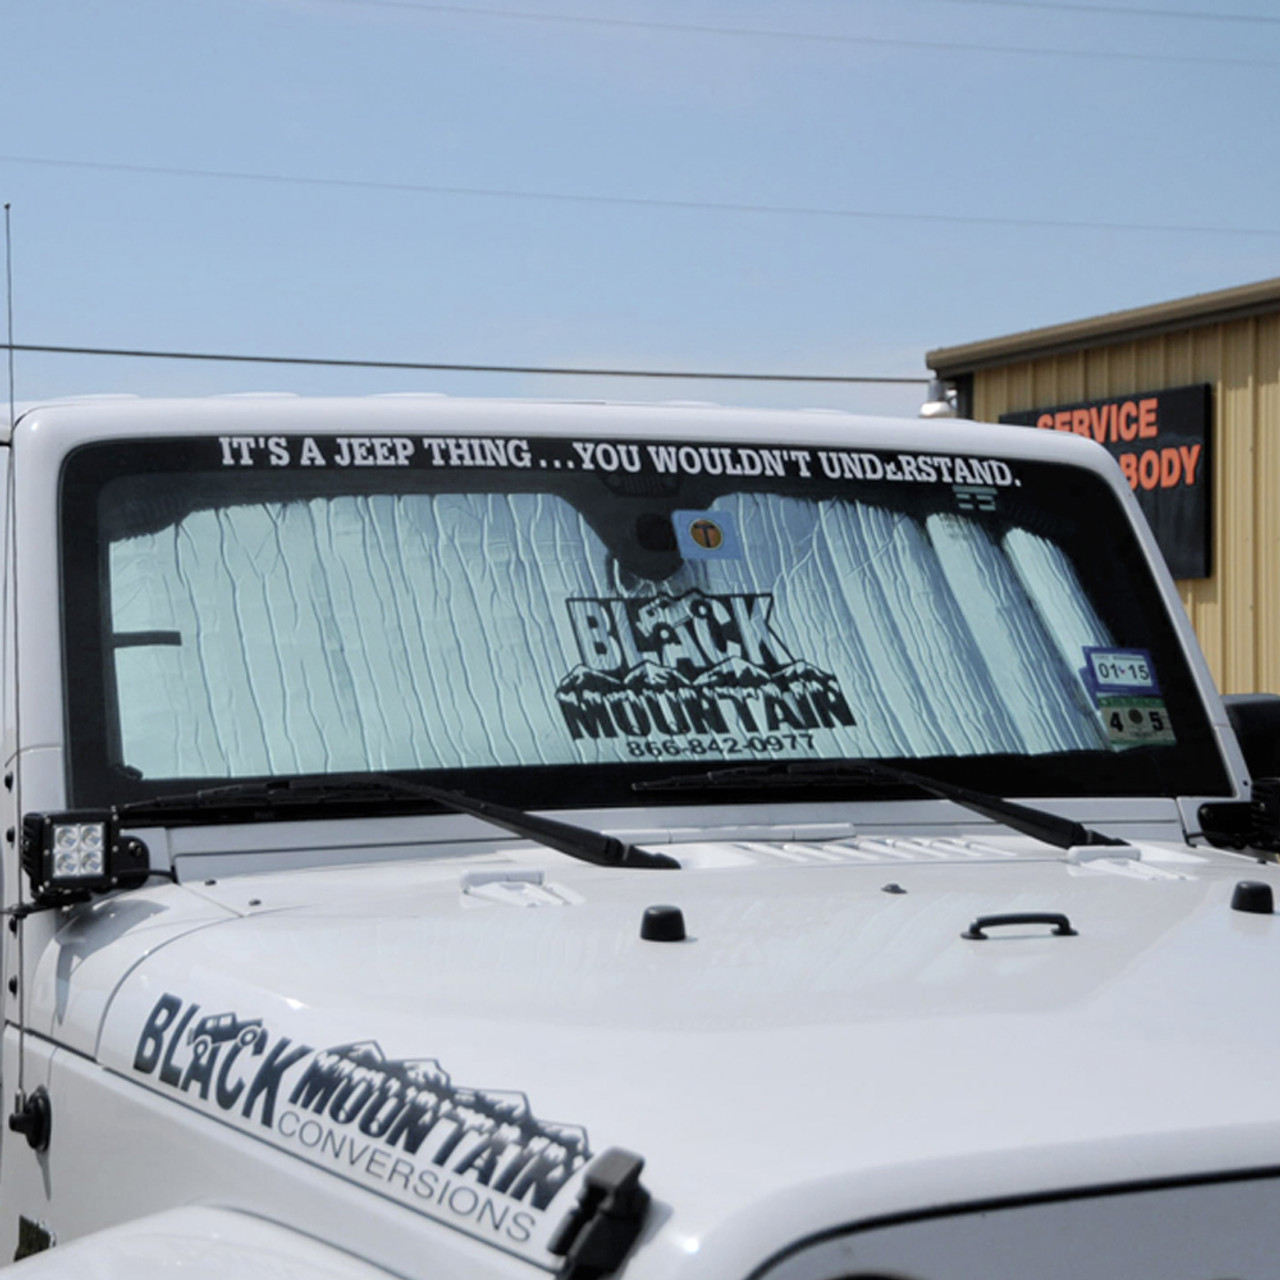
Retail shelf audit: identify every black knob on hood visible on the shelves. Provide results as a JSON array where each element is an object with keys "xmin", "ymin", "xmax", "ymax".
[
  {"xmin": 640, "ymin": 905, "xmax": 686, "ymax": 942},
  {"xmin": 1232, "ymin": 880, "xmax": 1274, "ymax": 915}
]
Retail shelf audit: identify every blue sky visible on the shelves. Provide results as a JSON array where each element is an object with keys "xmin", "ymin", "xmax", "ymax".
[{"xmin": 3, "ymin": 0, "xmax": 1280, "ymax": 416}]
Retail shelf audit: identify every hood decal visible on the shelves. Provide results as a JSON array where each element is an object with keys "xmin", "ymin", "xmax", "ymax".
[{"xmin": 126, "ymin": 992, "xmax": 591, "ymax": 1263}]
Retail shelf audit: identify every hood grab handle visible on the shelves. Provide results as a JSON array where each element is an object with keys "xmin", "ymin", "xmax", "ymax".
[{"xmin": 962, "ymin": 911, "xmax": 1077, "ymax": 941}]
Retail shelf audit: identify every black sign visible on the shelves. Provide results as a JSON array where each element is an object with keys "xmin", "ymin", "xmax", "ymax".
[{"xmin": 1000, "ymin": 384, "xmax": 1212, "ymax": 579}]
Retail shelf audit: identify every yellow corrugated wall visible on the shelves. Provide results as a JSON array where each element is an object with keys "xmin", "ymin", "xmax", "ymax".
[{"xmin": 970, "ymin": 313, "xmax": 1280, "ymax": 695}]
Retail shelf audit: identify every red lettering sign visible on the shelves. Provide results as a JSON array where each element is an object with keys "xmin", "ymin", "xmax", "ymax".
[
  {"xmin": 1138, "ymin": 398, "xmax": 1159, "ymax": 438},
  {"xmin": 999, "ymin": 385, "xmax": 1212, "ymax": 578},
  {"xmin": 1118, "ymin": 402, "xmax": 1138, "ymax": 442}
]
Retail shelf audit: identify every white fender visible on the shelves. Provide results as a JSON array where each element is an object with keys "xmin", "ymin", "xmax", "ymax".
[{"xmin": 8, "ymin": 1208, "xmax": 396, "ymax": 1280}]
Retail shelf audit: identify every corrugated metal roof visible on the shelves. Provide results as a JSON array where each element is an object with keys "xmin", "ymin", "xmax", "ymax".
[{"xmin": 928, "ymin": 277, "xmax": 1280, "ymax": 377}]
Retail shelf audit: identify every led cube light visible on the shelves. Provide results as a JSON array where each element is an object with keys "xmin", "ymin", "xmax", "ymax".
[
  {"xmin": 22, "ymin": 811, "xmax": 119, "ymax": 904},
  {"xmin": 52, "ymin": 822, "xmax": 106, "ymax": 879}
]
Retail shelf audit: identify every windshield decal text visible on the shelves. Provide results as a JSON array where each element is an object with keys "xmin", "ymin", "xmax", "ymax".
[
  {"xmin": 214, "ymin": 435, "xmax": 1020, "ymax": 490},
  {"xmin": 557, "ymin": 590, "xmax": 855, "ymax": 742}
]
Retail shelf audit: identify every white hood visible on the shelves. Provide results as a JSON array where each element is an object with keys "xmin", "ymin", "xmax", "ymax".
[{"xmin": 37, "ymin": 834, "xmax": 1280, "ymax": 1277}]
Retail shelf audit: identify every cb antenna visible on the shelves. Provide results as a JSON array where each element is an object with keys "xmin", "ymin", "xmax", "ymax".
[
  {"xmin": 2, "ymin": 201, "xmax": 44, "ymax": 1152},
  {"xmin": 4, "ymin": 203, "xmax": 13, "ymax": 432}
]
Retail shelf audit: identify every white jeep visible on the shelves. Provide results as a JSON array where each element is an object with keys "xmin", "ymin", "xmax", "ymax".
[{"xmin": 1, "ymin": 395, "xmax": 1277, "ymax": 1280}]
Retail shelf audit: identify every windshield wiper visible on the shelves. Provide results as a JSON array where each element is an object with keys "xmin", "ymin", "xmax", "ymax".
[
  {"xmin": 635, "ymin": 759, "xmax": 1128, "ymax": 852},
  {"xmin": 119, "ymin": 774, "xmax": 679, "ymax": 870}
]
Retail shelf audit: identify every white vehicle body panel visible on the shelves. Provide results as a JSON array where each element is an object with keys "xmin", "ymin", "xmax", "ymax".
[
  {"xmin": 7, "ymin": 1208, "xmax": 399, "ymax": 1280},
  {"xmin": 0, "ymin": 396, "xmax": 1273, "ymax": 1279}
]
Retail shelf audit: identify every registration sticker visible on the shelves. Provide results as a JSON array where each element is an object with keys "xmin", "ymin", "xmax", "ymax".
[
  {"xmin": 1100, "ymin": 696, "xmax": 1176, "ymax": 747},
  {"xmin": 1083, "ymin": 647, "xmax": 1159, "ymax": 696},
  {"xmin": 673, "ymin": 509, "xmax": 742, "ymax": 560}
]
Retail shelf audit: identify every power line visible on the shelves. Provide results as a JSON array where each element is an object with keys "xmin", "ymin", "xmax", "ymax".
[
  {"xmin": 923, "ymin": 0, "xmax": 1280, "ymax": 25},
  {"xmin": 4, "ymin": 154, "xmax": 1279, "ymax": 237},
  {"xmin": 298, "ymin": 0, "xmax": 1280, "ymax": 65},
  {"xmin": 3, "ymin": 342, "xmax": 929, "ymax": 385}
]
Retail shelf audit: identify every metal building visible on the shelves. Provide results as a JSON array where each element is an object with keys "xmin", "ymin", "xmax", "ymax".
[{"xmin": 927, "ymin": 277, "xmax": 1280, "ymax": 697}]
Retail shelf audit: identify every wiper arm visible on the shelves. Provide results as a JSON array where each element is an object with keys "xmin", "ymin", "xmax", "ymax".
[
  {"xmin": 635, "ymin": 759, "xmax": 1127, "ymax": 852},
  {"xmin": 386, "ymin": 776, "xmax": 680, "ymax": 870},
  {"xmin": 119, "ymin": 774, "xmax": 679, "ymax": 870}
]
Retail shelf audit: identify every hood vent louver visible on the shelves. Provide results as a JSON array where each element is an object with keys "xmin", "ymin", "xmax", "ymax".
[
  {"xmin": 741, "ymin": 836, "xmax": 1022, "ymax": 865},
  {"xmin": 460, "ymin": 868, "xmax": 578, "ymax": 907}
]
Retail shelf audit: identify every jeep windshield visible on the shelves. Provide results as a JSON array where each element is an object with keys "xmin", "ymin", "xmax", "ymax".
[{"xmin": 60, "ymin": 430, "xmax": 1230, "ymax": 811}]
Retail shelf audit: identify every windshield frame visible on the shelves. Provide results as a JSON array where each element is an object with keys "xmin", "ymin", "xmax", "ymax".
[{"xmin": 58, "ymin": 429, "xmax": 1234, "ymax": 812}]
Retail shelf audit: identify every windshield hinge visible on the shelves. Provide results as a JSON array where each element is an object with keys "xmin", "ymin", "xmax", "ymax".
[{"xmin": 548, "ymin": 1148, "xmax": 651, "ymax": 1280}]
